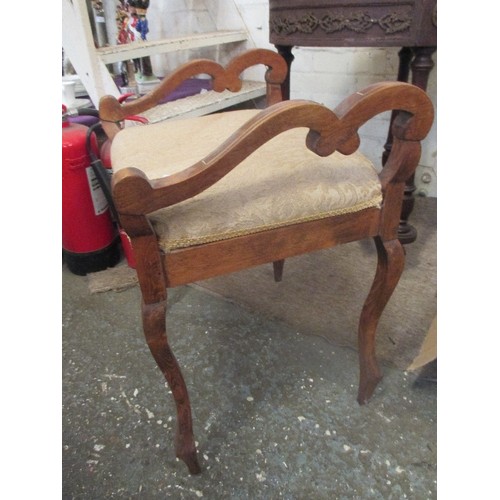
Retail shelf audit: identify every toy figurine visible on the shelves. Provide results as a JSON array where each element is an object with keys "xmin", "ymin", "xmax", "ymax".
[{"xmin": 116, "ymin": 1, "xmax": 157, "ymax": 88}]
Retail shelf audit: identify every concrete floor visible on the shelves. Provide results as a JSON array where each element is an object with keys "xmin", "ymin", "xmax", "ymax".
[{"xmin": 62, "ymin": 261, "xmax": 436, "ymax": 499}]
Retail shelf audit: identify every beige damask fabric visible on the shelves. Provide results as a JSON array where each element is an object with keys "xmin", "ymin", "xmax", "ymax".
[{"xmin": 111, "ymin": 109, "xmax": 382, "ymax": 251}]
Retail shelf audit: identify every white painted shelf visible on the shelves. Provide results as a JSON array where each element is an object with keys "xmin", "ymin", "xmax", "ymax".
[
  {"xmin": 97, "ymin": 31, "xmax": 248, "ymax": 65},
  {"xmin": 136, "ymin": 81, "xmax": 266, "ymax": 124}
]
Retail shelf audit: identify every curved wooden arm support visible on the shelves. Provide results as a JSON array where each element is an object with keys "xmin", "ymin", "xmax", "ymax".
[
  {"xmin": 225, "ymin": 48, "xmax": 288, "ymax": 88},
  {"xmin": 99, "ymin": 48, "xmax": 288, "ymax": 140},
  {"xmin": 112, "ymin": 82, "xmax": 433, "ymax": 218},
  {"xmin": 112, "ymin": 100, "xmax": 340, "ymax": 215},
  {"xmin": 333, "ymin": 81, "xmax": 433, "ymax": 147}
]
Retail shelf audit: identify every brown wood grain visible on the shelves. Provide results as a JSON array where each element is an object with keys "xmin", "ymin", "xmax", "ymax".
[{"xmin": 163, "ymin": 209, "xmax": 380, "ymax": 287}]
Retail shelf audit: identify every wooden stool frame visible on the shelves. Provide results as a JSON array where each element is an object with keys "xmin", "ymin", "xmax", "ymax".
[{"xmin": 99, "ymin": 49, "xmax": 433, "ymax": 474}]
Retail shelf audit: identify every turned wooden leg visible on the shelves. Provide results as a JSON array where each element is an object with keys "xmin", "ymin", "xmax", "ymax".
[
  {"xmin": 141, "ymin": 299, "xmax": 201, "ymax": 474},
  {"xmin": 383, "ymin": 46, "xmax": 435, "ymax": 244},
  {"xmin": 357, "ymin": 237, "xmax": 405, "ymax": 404},
  {"xmin": 274, "ymin": 44, "xmax": 294, "ymax": 100},
  {"xmin": 382, "ymin": 47, "xmax": 412, "ymax": 166},
  {"xmin": 273, "ymin": 259, "xmax": 285, "ymax": 282},
  {"xmin": 397, "ymin": 46, "xmax": 436, "ymax": 244}
]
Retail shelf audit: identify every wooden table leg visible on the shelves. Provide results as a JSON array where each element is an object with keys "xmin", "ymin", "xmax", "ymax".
[
  {"xmin": 384, "ymin": 46, "xmax": 436, "ymax": 244},
  {"xmin": 275, "ymin": 44, "xmax": 294, "ymax": 100},
  {"xmin": 383, "ymin": 47, "xmax": 413, "ymax": 166}
]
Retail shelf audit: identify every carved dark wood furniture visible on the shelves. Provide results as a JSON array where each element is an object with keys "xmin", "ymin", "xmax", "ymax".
[
  {"xmin": 269, "ymin": 0, "xmax": 437, "ymax": 243},
  {"xmin": 99, "ymin": 48, "xmax": 434, "ymax": 473}
]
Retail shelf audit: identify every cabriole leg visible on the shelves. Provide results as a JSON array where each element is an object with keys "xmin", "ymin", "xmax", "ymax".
[
  {"xmin": 357, "ymin": 237, "xmax": 405, "ymax": 404},
  {"xmin": 141, "ymin": 299, "xmax": 201, "ymax": 474}
]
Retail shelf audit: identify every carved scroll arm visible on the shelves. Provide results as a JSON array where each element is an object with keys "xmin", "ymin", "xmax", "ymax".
[
  {"xmin": 111, "ymin": 99, "xmax": 341, "ymax": 216},
  {"xmin": 333, "ymin": 82, "xmax": 432, "ymax": 147},
  {"xmin": 99, "ymin": 48, "xmax": 287, "ymax": 140},
  {"xmin": 112, "ymin": 82, "xmax": 433, "ymax": 219}
]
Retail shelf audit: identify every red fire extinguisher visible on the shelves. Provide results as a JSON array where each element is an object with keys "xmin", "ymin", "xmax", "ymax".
[
  {"xmin": 62, "ymin": 105, "xmax": 120, "ymax": 275},
  {"xmin": 98, "ymin": 93, "xmax": 148, "ymax": 270},
  {"xmin": 99, "ymin": 139, "xmax": 137, "ymax": 269}
]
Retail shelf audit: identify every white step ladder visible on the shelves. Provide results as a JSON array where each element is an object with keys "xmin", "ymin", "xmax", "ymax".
[{"xmin": 62, "ymin": 0, "xmax": 266, "ymax": 119}]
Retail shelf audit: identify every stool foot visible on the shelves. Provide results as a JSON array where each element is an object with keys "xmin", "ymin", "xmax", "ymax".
[{"xmin": 176, "ymin": 432, "xmax": 201, "ymax": 474}]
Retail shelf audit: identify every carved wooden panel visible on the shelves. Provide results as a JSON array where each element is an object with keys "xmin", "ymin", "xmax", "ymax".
[{"xmin": 269, "ymin": 0, "xmax": 436, "ymax": 48}]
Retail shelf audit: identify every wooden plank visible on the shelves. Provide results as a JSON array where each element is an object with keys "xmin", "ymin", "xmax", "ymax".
[
  {"xmin": 163, "ymin": 209, "xmax": 381, "ymax": 287},
  {"xmin": 97, "ymin": 31, "xmax": 248, "ymax": 64}
]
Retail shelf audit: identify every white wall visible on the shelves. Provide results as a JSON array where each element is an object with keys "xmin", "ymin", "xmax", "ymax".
[{"xmin": 103, "ymin": 0, "xmax": 437, "ymax": 196}]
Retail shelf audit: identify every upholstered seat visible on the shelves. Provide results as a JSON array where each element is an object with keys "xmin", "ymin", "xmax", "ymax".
[
  {"xmin": 111, "ymin": 109, "xmax": 382, "ymax": 251},
  {"xmin": 99, "ymin": 48, "xmax": 434, "ymax": 474}
]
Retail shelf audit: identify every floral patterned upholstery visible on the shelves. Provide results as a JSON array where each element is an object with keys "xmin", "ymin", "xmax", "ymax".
[{"xmin": 111, "ymin": 109, "xmax": 382, "ymax": 251}]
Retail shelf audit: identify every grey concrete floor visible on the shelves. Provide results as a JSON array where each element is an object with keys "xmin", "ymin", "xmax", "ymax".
[{"xmin": 62, "ymin": 261, "xmax": 436, "ymax": 499}]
